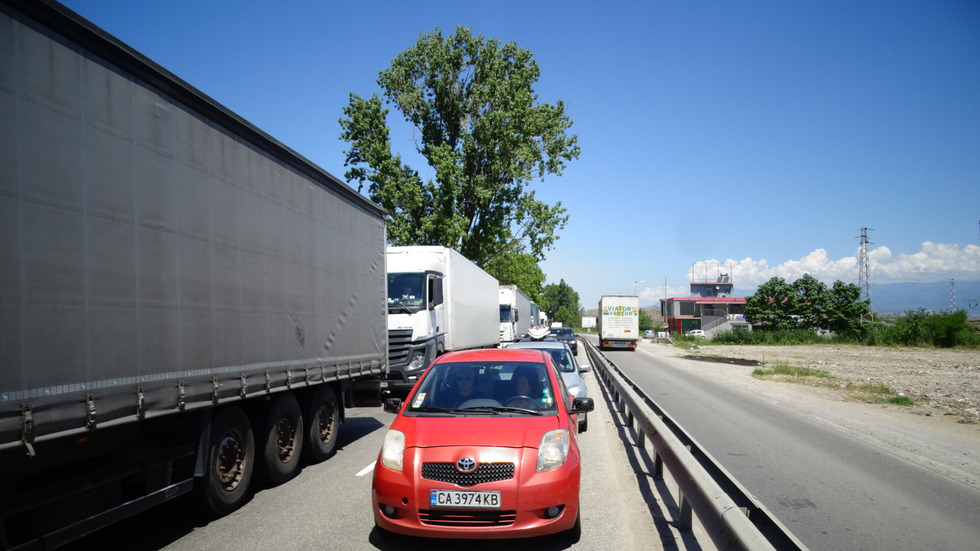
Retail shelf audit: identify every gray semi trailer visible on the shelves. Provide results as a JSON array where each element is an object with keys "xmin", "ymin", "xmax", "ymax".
[{"xmin": 0, "ymin": 1, "xmax": 387, "ymax": 546}]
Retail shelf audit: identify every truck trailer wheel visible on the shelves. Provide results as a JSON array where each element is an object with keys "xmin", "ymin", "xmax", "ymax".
[
  {"xmin": 304, "ymin": 384, "xmax": 340, "ymax": 463},
  {"xmin": 259, "ymin": 393, "xmax": 305, "ymax": 485},
  {"xmin": 201, "ymin": 406, "xmax": 255, "ymax": 516}
]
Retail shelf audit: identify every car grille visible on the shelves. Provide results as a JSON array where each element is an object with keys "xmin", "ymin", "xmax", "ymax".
[
  {"xmin": 419, "ymin": 509, "xmax": 517, "ymax": 527},
  {"xmin": 421, "ymin": 462, "xmax": 515, "ymax": 487}
]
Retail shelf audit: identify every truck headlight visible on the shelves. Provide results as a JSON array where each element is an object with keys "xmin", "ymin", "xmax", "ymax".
[
  {"xmin": 381, "ymin": 429, "xmax": 406, "ymax": 471},
  {"xmin": 407, "ymin": 353, "xmax": 426, "ymax": 371},
  {"xmin": 536, "ymin": 429, "xmax": 570, "ymax": 472}
]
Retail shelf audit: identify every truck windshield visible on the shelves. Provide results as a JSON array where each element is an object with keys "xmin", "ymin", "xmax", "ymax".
[
  {"xmin": 499, "ymin": 304, "xmax": 513, "ymax": 323},
  {"xmin": 388, "ymin": 273, "xmax": 426, "ymax": 312}
]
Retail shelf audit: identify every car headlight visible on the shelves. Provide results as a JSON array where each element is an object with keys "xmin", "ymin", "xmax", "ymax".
[
  {"xmin": 567, "ymin": 385, "xmax": 581, "ymax": 397},
  {"xmin": 381, "ymin": 429, "xmax": 406, "ymax": 471},
  {"xmin": 536, "ymin": 429, "xmax": 570, "ymax": 472}
]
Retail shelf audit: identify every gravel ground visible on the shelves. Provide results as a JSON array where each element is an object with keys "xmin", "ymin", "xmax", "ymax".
[{"xmin": 691, "ymin": 343, "xmax": 980, "ymax": 423}]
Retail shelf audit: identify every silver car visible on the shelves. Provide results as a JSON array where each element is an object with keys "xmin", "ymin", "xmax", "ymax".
[{"xmin": 504, "ymin": 340, "xmax": 591, "ymax": 432}]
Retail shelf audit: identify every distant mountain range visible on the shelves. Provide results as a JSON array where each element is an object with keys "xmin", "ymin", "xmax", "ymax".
[{"xmin": 733, "ymin": 280, "xmax": 980, "ymax": 316}]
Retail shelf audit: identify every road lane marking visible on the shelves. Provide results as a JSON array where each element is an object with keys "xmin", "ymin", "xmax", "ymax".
[{"xmin": 356, "ymin": 462, "xmax": 376, "ymax": 477}]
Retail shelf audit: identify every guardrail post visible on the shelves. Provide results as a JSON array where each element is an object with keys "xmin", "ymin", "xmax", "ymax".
[
  {"xmin": 678, "ymin": 492, "xmax": 693, "ymax": 531},
  {"xmin": 653, "ymin": 450, "xmax": 663, "ymax": 480}
]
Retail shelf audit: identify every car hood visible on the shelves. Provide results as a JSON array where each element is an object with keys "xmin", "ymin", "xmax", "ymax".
[{"xmin": 394, "ymin": 415, "xmax": 561, "ymax": 449}]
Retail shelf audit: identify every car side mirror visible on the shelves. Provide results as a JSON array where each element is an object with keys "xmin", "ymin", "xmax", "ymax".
[
  {"xmin": 579, "ymin": 363, "xmax": 591, "ymax": 373},
  {"xmin": 570, "ymin": 397, "xmax": 594, "ymax": 414},
  {"xmin": 383, "ymin": 398, "xmax": 403, "ymax": 414}
]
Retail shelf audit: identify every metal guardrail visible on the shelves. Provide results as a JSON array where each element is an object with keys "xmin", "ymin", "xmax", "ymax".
[{"xmin": 582, "ymin": 338, "xmax": 809, "ymax": 551}]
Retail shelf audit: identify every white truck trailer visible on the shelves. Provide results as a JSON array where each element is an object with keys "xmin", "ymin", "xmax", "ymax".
[
  {"xmin": 382, "ymin": 247, "xmax": 500, "ymax": 395},
  {"xmin": 598, "ymin": 295, "xmax": 641, "ymax": 350},
  {"xmin": 498, "ymin": 285, "xmax": 533, "ymax": 343},
  {"xmin": 0, "ymin": 1, "xmax": 387, "ymax": 545}
]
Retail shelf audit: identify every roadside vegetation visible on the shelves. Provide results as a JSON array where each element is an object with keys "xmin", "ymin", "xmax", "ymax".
[
  {"xmin": 711, "ymin": 309, "xmax": 980, "ymax": 349},
  {"xmin": 704, "ymin": 273, "xmax": 980, "ymax": 349}
]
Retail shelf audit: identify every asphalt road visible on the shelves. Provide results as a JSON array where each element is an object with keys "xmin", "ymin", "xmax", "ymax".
[
  {"xmin": 61, "ymin": 347, "xmax": 702, "ymax": 551},
  {"xmin": 598, "ymin": 336, "xmax": 980, "ymax": 551}
]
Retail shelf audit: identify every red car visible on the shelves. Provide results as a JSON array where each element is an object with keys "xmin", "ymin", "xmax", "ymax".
[{"xmin": 372, "ymin": 348, "xmax": 595, "ymax": 540}]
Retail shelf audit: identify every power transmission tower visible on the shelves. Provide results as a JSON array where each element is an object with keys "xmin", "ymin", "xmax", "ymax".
[
  {"xmin": 950, "ymin": 278, "xmax": 956, "ymax": 311},
  {"xmin": 856, "ymin": 228, "xmax": 873, "ymax": 312}
]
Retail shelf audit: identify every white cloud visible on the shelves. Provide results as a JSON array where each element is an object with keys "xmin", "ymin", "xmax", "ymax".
[
  {"xmin": 684, "ymin": 242, "xmax": 980, "ymax": 289},
  {"xmin": 639, "ymin": 284, "xmax": 690, "ymax": 302}
]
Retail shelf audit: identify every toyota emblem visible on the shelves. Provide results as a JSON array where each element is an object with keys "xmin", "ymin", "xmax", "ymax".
[{"xmin": 456, "ymin": 457, "xmax": 477, "ymax": 473}]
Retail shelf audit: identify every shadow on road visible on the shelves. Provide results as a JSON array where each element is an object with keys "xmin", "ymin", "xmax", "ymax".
[{"xmin": 368, "ymin": 526, "xmax": 578, "ymax": 550}]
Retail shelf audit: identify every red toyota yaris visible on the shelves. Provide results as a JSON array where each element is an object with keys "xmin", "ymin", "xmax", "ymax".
[{"xmin": 372, "ymin": 348, "xmax": 595, "ymax": 540}]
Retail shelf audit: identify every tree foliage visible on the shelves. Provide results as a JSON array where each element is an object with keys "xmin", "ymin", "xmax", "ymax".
[
  {"xmin": 638, "ymin": 308, "xmax": 654, "ymax": 332},
  {"xmin": 484, "ymin": 253, "xmax": 545, "ymax": 304},
  {"xmin": 540, "ymin": 279, "xmax": 580, "ymax": 328},
  {"xmin": 872, "ymin": 309, "xmax": 978, "ymax": 348},
  {"xmin": 340, "ymin": 26, "xmax": 579, "ymax": 267},
  {"xmin": 744, "ymin": 274, "xmax": 869, "ymax": 337}
]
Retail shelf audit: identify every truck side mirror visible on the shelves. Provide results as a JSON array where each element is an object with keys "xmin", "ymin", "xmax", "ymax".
[
  {"xmin": 383, "ymin": 398, "xmax": 403, "ymax": 414},
  {"xmin": 514, "ymin": 310, "xmax": 519, "ymax": 321}
]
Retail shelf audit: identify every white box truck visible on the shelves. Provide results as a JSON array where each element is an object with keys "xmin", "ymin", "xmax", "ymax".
[
  {"xmin": 382, "ymin": 246, "xmax": 500, "ymax": 394},
  {"xmin": 0, "ymin": 1, "xmax": 387, "ymax": 545},
  {"xmin": 499, "ymin": 285, "xmax": 533, "ymax": 343},
  {"xmin": 598, "ymin": 295, "xmax": 640, "ymax": 350}
]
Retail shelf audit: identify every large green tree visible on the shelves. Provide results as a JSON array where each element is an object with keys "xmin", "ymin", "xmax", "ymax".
[
  {"xmin": 744, "ymin": 277, "xmax": 796, "ymax": 331},
  {"xmin": 484, "ymin": 253, "xmax": 545, "ymax": 303},
  {"xmin": 745, "ymin": 274, "xmax": 869, "ymax": 336},
  {"xmin": 340, "ymin": 26, "xmax": 579, "ymax": 267},
  {"xmin": 540, "ymin": 279, "xmax": 580, "ymax": 327}
]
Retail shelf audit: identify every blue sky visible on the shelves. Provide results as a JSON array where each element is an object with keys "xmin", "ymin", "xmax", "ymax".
[{"xmin": 59, "ymin": 0, "xmax": 980, "ymax": 308}]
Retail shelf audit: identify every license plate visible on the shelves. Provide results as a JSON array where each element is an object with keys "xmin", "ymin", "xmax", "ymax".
[
  {"xmin": 611, "ymin": 342, "xmax": 628, "ymax": 348},
  {"xmin": 430, "ymin": 490, "xmax": 501, "ymax": 509}
]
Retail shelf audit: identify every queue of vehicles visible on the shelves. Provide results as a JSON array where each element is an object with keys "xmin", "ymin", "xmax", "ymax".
[{"xmin": 0, "ymin": 0, "xmax": 591, "ymax": 546}]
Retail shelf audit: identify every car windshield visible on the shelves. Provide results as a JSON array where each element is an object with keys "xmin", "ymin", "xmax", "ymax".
[
  {"xmin": 546, "ymin": 349, "xmax": 576, "ymax": 373},
  {"xmin": 405, "ymin": 361, "xmax": 558, "ymax": 416},
  {"xmin": 551, "ymin": 328, "xmax": 573, "ymax": 338}
]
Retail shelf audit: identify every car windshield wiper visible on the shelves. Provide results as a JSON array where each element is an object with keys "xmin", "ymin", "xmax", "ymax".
[
  {"xmin": 468, "ymin": 406, "xmax": 544, "ymax": 416},
  {"xmin": 410, "ymin": 406, "xmax": 462, "ymax": 414},
  {"xmin": 454, "ymin": 406, "xmax": 503, "ymax": 415}
]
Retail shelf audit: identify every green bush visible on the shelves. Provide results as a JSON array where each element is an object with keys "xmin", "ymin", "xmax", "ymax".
[{"xmin": 867, "ymin": 310, "xmax": 979, "ymax": 348}]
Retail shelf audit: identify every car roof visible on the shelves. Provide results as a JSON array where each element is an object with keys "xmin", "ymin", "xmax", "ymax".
[
  {"xmin": 505, "ymin": 341, "xmax": 570, "ymax": 351},
  {"xmin": 436, "ymin": 348, "xmax": 547, "ymax": 362}
]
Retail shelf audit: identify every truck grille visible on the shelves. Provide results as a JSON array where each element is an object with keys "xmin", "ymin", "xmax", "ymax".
[
  {"xmin": 421, "ymin": 462, "xmax": 514, "ymax": 487},
  {"xmin": 419, "ymin": 509, "xmax": 517, "ymax": 527},
  {"xmin": 387, "ymin": 329, "xmax": 413, "ymax": 368}
]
